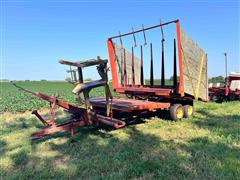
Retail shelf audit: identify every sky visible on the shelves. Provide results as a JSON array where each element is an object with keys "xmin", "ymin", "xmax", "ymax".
[{"xmin": 1, "ymin": 0, "xmax": 239, "ymax": 80}]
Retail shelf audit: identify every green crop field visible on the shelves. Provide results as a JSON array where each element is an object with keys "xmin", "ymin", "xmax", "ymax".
[
  {"xmin": 0, "ymin": 82, "xmax": 74, "ymax": 112},
  {"xmin": 0, "ymin": 81, "xmax": 117, "ymax": 112},
  {"xmin": 0, "ymin": 81, "xmax": 240, "ymax": 179},
  {"xmin": 0, "ymin": 80, "xmax": 169, "ymax": 112}
]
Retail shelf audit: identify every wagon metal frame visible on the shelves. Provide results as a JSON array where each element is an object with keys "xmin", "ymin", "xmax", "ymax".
[
  {"xmin": 14, "ymin": 19, "xmax": 208, "ymax": 141},
  {"xmin": 107, "ymin": 19, "xmax": 185, "ymax": 97},
  {"xmin": 91, "ymin": 19, "xmax": 208, "ymax": 121}
]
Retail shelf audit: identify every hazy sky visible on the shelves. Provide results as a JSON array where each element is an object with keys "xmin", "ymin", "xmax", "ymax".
[{"xmin": 1, "ymin": 0, "xmax": 239, "ymax": 80}]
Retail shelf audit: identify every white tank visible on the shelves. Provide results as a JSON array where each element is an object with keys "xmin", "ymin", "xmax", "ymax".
[
  {"xmin": 229, "ymin": 72, "xmax": 240, "ymax": 78},
  {"xmin": 230, "ymin": 80, "xmax": 240, "ymax": 91}
]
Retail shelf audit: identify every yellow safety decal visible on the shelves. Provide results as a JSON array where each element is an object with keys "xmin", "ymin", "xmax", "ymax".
[{"xmin": 195, "ymin": 54, "xmax": 205, "ymax": 100}]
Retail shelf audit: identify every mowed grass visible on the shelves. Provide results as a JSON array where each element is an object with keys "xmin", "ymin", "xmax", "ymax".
[{"xmin": 0, "ymin": 98, "xmax": 240, "ymax": 179}]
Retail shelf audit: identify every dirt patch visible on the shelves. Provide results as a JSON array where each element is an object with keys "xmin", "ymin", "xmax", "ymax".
[{"xmin": 0, "ymin": 107, "xmax": 66, "ymax": 123}]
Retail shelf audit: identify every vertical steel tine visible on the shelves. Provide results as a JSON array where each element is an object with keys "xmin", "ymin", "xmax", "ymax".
[
  {"xmin": 224, "ymin": 52, "xmax": 228, "ymax": 80},
  {"xmin": 119, "ymin": 31, "xmax": 123, "ymax": 49},
  {"xmin": 160, "ymin": 19, "xmax": 165, "ymax": 86},
  {"xmin": 73, "ymin": 70, "xmax": 77, "ymax": 82},
  {"xmin": 78, "ymin": 67, "xmax": 83, "ymax": 83},
  {"xmin": 69, "ymin": 65, "xmax": 73, "ymax": 82},
  {"xmin": 132, "ymin": 47, "xmax": 135, "ymax": 85},
  {"xmin": 160, "ymin": 19, "xmax": 165, "ymax": 41},
  {"xmin": 123, "ymin": 48, "xmax": 127, "ymax": 86},
  {"xmin": 132, "ymin": 27, "xmax": 137, "ymax": 47},
  {"xmin": 140, "ymin": 45, "xmax": 144, "ymax": 85},
  {"xmin": 142, "ymin": 24, "xmax": 147, "ymax": 46},
  {"xmin": 120, "ymin": 49, "xmax": 124, "ymax": 85},
  {"xmin": 150, "ymin": 43, "xmax": 154, "ymax": 86}
]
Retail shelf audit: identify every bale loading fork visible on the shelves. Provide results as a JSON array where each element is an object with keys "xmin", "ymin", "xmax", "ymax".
[{"xmin": 14, "ymin": 57, "xmax": 126, "ymax": 141}]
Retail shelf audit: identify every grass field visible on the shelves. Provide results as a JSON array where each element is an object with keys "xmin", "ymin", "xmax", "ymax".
[{"xmin": 0, "ymin": 82, "xmax": 240, "ymax": 179}]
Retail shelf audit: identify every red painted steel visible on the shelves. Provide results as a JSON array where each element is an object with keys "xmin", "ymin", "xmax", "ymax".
[
  {"xmin": 124, "ymin": 48, "xmax": 127, "ymax": 86},
  {"xmin": 209, "ymin": 75, "xmax": 240, "ymax": 102},
  {"xmin": 176, "ymin": 20, "xmax": 184, "ymax": 96},
  {"xmin": 36, "ymin": 93, "xmax": 83, "ymax": 113},
  {"xmin": 31, "ymin": 120, "xmax": 86, "ymax": 137},
  {"xmin": 107, "ymin": 39, "xmax": 119, "ymax": 89},
  {"xmin": 31, "ymin": 92, "xmax": 127, "ymax": 140},
  {"xmin": 90, "ymin": 97, "xmax": 171, "ymax": 112},
  {"xmin": 225, "ymin": 79, "xmax": 229, "ymax": 96},
  {"xmin": 115, "ymin": 87, "xmax": 173, "ymax": 96},
  {"xmin": 132, "ymin": 47, "xmax": 135, "ymax": 85},
  {"xmin": 97, "ymin": 114, "xmax": 126, "ymax": 129},
  {"xmin": 229, "ymin": 76, "xmax": 240, "ymax": 81},
  {"xmin": 32, "ymin": 110, "xmax": 50, "ymax": 126},
  {"xmin": 108, "ymin": 19, "xmax": 185, "ymax": 98},
  {"xmin": 109, "ymin": 19, "xmax": 178, "ymax": 39}
]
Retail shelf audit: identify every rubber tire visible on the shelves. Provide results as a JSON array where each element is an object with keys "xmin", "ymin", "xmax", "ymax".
[
  {"xmin": 183, "ymin": 105, "xmax": 194, "ymax": 118},
  {"xmin": 126, "ymin": 94, "xmax": 133, "ymax": 99},
  {"xmin": 211, "ymin": 95, "xmax": 219, "ymax": 102},
  {"xmin": 135, "ymin": 95, "xmax": 148, "ymax": 100},
  {"xmin": 228, "ymin": 94, "xmax": 236, "ymax": 101},
  {"xmin": 169, "ymin": 104, "xmax": 184, "ymax": 121}
]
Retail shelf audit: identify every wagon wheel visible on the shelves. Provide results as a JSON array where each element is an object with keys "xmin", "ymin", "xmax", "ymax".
[
  {"xmin": 183, "ymin": 105, "xmax": 194, "ymax": 118},
  {"xmin": 216, "ymin": 95, "xmax": 227, "ymax": 103},
  {"xmin": 169, "ymin": 104, "xmax": 184, "ymax": 121},
  {"xmin": 237, "ymin": 95, "xmax": 240, "ymax": 100},
  {"xmin": 126, "ymin": 93, "xmax": 133, "ymax": 99},
  {"xmin": 221, "ymin": 96, "xmax": 228, "ymax": 102},
  {"xmin": 135, "ymin": 95, "xmax": 148, "ymax": 100},
  {"xmin": 211, "ymin": 95, "xmax": 219, "ymax": 102},
  {"xmin": 228, "ymin": 94, "xmax": 236, "ymax": 101}
]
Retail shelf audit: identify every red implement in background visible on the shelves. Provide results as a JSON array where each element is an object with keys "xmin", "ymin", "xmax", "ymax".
[{"xmin": 209, "ymin": 53, "xmax": 240, "ymax": 102}]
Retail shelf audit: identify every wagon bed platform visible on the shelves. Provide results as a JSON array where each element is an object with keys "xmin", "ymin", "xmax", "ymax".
[
  {"xmin": 90, "ymin": 97, "xmax": 170, "ymax": 112},
  {"xmin": 115, "ymin": 87, "xmax": 173, "ymax": 96}
]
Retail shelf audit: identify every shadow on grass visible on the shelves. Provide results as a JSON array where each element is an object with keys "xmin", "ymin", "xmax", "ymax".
[
  {"xmin": 1, "ymin": 107, "xmax": 240, "ymax": 179},
  {"xmin": 0, "ymin": 140, "xmax": 7, "ymax": 157},
  {"xmin": 114, "ymin": 109, "xmax": 171, "ymax": 126},
  {"xmin": 2, "ymin": 117, "xmax": 43, "ymax": 133},
  {"xmin": 195, "ymin": 109, "xmax": 240, "ymax": 141}
]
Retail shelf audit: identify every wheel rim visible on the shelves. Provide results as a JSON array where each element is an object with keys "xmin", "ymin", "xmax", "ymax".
[
  {"xmin": 176, "ymin": 106, "xmax": 183, "ymax": 119},
  {"xmin": 187, "ymin": 106, "xmax": 193, "ymax": 115},
  {"xmin": 212, "ymin": 95, "xmax": 218, "ymax": 102},
  {"xmin": 229, "ymin": 94, "xmax": 235, "ymax": 101}
]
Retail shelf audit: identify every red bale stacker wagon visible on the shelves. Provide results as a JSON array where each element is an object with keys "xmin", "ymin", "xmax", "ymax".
[
  {"xmin": 14, "ymin": 19, "xmax": 208, "ymax": 141},
  {"xmin": 209, "ymin": 53, "xmax": 240, "ymax": 102},
  {"xmin": 91, "ymin": 19, "xmax": 208, "ymax": 120},
  {"xmin": 209, "ymin": 72, "xmax": 240, "ymax": 102}
]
